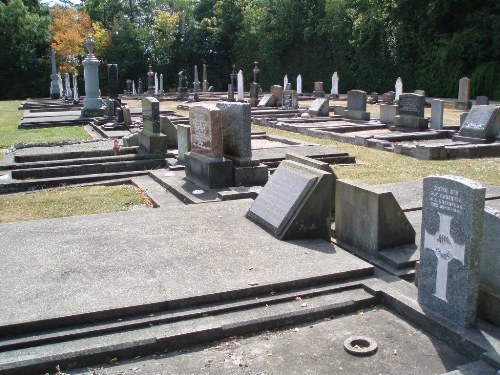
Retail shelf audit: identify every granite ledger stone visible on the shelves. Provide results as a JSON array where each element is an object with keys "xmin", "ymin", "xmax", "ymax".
[{"xmin": 418, "ymin": 175, "xmax": 486, "ymax": 326}]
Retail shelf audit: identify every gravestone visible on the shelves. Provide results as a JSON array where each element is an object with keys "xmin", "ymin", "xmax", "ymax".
[
  {"xmin": 216, "ymin": 102, "xmax": 252, "ymax": 161},
  {"xmin": 81, "ymin": 36, "xmax": 103, "ymax": 117},
  {"xmin": 331, "ymin": 72, "xmax": 339, "ymax": 97},
  {"xmin": 282, "ymin": 90, "xmax": 298, "ymax": 109},
  {"xmin": 50, "ymin": 49, "xmax": 61, "ymax": 99},
  {"xmin": 418, "ymin": 175, "xmax": 485, "ymax": 327},
  {"xmin": 308, "ymin": 98, "xmax": 329, "ymax": 117},
  {"xmin": 455, "ymin": 77, "xmax": 471, "ymax": 110},
  {"xmin": 414, "ymin": 89, "xmax": 426, "ymax": 96},
  {"xmin": 237, "ymin": 70, "xmax": 244, "ymax": 101},
  {"xmin": 395, "ymin": 77, "xmax": 403, "ymax": 101},
  {"xmin": 126, "ymin": 79, "xmax": 132, "ymax": 95},
  {"xmin": 257, "ymin": 94, "xmax": 275, "ymax": 108},
  {"xmin": 176, "ymin": 124, "xmax": 191, "ymax": 163},
  {"xmin": 394, "ymin": 93, "xmax": 428, "ymax": 131},
  {"xmin": 270, "ymin": 85, "xmax": 284, "ymax": 107},
  {"xmin": 185, "ymin": 105, "xmax": 233, "ymax": 188},
  {"xmin": 138, "ymin": 97, "xmax": 168, "ymax": 153},
  {"xmin": 476, "ymin": 96, "xmax": 489, "ymax": 105},
  {"xmin": 160, "ymin": 115, "xmax": 178, "ymax": 148},
  {"xmin": 453, "ymin": 105, "xmax": 500, "ymax": 143},
  {"xmin": 382, "ymin": 91, "xmax": 395, "ymax": 104},
  {"xmin": 104, "ymin": 99, "xmax": 116, "ymax": 120},
  {"xmin": 379, "ymin": 104, "xmax": 398, "ymax": 124},
  {"xmin": 246, "ymin": 160, "xmax": 332, "ymax": 241},
  {"xmin": 344, "ymin": 90, "xmax": 370, "ymax": 121},
  {"xmin": 313, "ymin": 81, "xmax": 325, "ymax": 97},
  {"xmin": 202, "ymin": 63, "xmax": 208, "ymax": 92},
  {"xmin": 107, "ymin": 64, "xmax": 119, "ymax": 99},
  {"xmin": 253, "ymin": 62, "xmax": 260, "ymax": 84},
  {"xmin": 147, "ymin": 66, "xmax": 155, "ymax": 94},
  {"xmin": 249, "ymin": 83, "xmax": 260, "ymax": 107},
  {"xmin": 177, "ymin": 70, "xmax": 189, "ymax": 100},
  {"xmin": 123, "ymin": 105, "xmax": 132, "ymax": 126},
  {"xmin": 297, "ymin": 74, "xmax": 303, "ymax": 96},
  {"xmin": 430, "ymin": 99, "xmax": 444, "ymax": 130}
]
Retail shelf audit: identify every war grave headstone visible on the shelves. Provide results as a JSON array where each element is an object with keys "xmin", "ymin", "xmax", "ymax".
[
  {"xmin": 430, "ymin": 99, "xmax": 444, "ymax": 130},
  {"xmin": 177, "ymin": 124, "xmax": 191, "ymax": 163},
  {"xmin": 418, "ymin": 175, "xmax": 485, "ymax": 327},
  {"xmin": 246, "ymin": 159, "xmax": 332, "ymax": 241},
  {"xmin": 282, "ymin": 89, "xmax": 298, "ymax": 109},
  {"xmin": 453, "ymin": 105, "xmax": 500, "ymax": 143},
  {"xmin": 308, "ymin": 98, "xmax": 330, "ymax": 117},
  {"xmin": 313, "ymin": 81, "xmax": 325, "ymax": 97},
  {"xmin": 379, "ymin": 104, "xmax": 399, "ymax": 124},
  {"xmin": 455, "ymin": 77, "xmax": 471, "ymax": 110},
  {"xmin": 107, "ymin": 64, "xmax": 119, "ymax": 99},
  {"xmin": 160, "ymin": 115, "xmax": 178, "ymax": 148},
  {"xmin": 138, "ymin": 97, "xmax": 168, "ymax": 153},
  {"xmin": 476, "ymin": 96, "xmax": 489, "ymax": 105},
  {"xmin": 394, "ymin": 93, "xmax": 428, "ymax": 131},
  {"xmin": 344, "ymin": 90, "xmax": 370, "ymax": 121},
  {"xmin": 185, "ymin": 105, "xmax": 234, "ymax": 188},
  {"xmin": 216, "ymin": 101, "xmax": 268, "ymax": 186}
]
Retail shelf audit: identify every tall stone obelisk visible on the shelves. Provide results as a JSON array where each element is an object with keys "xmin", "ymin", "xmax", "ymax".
[
  {"xmin": 81, "ymin": 36, "xmax": 103, "ymax": 117},
  {"xmin": 50, "ymin": 49, "xmax": 61, "ymax": 99}
]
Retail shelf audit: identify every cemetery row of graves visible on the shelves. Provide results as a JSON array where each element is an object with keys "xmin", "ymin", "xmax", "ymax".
[{"xmin": 0, "ymin": 37, "xmax": 499, "ymax": 375}]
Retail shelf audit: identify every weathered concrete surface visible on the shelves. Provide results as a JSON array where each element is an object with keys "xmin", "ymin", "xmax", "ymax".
[
  {"xmin": 70, "ymin": 306, "xmax": 477, "ymax": 375},
  {"xmin": 0, "ymin": 200, "xmax": 372, "ymax": 327}
]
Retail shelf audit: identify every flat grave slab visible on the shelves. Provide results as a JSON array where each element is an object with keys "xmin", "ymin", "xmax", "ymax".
[
  {"xmin": 251, "ymin": 145, "xmax": 350, "ymax": 162},
  {"xmin": 22, "ymin": 110, "xmax": 84, "ymax": 118},
  {"xmin": 0, "ymin": 199, "xmax": 373, "ymax": 327}
]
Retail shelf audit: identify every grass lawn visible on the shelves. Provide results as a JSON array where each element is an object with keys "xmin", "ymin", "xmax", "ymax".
[
  {"xmin": 0, "ymin": 100, "xmax": 90, "ymax": 150},
  {"xmin": 0, "ymin": 185, "xmax": 152, "ymax": 223}
]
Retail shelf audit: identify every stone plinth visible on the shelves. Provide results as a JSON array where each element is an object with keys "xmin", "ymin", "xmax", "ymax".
[
  {"xmin": 185, "ymin": 151, "xmax": 234, "ymax": 189},
  {"xmin": 81, "ymin": 36, "xmax": 103, "ymax": 117}
]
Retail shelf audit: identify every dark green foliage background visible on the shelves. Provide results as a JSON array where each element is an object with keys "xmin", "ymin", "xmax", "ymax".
[{"xmin": 2, "ymin": 0, "xmax": 499, "ymax": 99}]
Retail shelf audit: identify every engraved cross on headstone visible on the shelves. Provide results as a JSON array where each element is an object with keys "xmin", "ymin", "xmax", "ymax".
[{"xmin": 423, "ymin": 212, "xmax": 465, "ymax": 302}]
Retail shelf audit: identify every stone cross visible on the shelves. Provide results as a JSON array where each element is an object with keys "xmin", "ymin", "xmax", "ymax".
[
  {"xmin": 395, "ymin": 77, "xmax": 403, "ymax": 101},
  {"xmin": 423, "ymin": 212, "xmax": 465, "ymax": 301}
]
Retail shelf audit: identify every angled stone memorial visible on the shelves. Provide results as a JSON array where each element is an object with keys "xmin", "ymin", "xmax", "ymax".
[
  {"xmin": 394, "ymin": 93, "xmax": 428, "ymax": 131},
  {"xmin": 418, "ymin": 175, "xmax": 486, "ymax": 327},
  {"xmin": 257, "ymin": 94, "xmax": 275, "ymax": 108},
  {"xmin": 185, "ymin": 104, "xmax": 234, "ymax": 188},
  {"xmin": 246, "ymin": 159, "xmax": 332, "ymax": 241},
  {"xmin": 308, "ymin": 98, "xmax": 329, "ymax": 117},
  {"xmin": 344, "ymin": 90, "xmax": 370, "ymax": 121},
  {"xmin": 138, "ymin": 97, "xmax": 168, "ymax": 153},
  {"xmin": 453, "ymin": 105, "xmax": 500, "ymax": 144}
]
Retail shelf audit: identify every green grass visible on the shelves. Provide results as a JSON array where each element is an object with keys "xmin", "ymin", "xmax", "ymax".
[
  {"xmin": 0, "ymin": 100, "xmax": 90, "ymax": 150},
  {"xmin": 0, "ymin": 185, "xmax": 152, "ymax": 223},
  {"xmin": 253, "ymin": 125, "xmax": 500, "ymax": 186}
]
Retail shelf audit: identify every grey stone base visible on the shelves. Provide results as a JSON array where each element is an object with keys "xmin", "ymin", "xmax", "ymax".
[
  {"xmin": 394, "ymin": 115, "xmax": 428, "ymax": 130},
  {"xmin": 185, "ymin": 151, "xmax": 234, "ymax": 189},
  {"xmin": 332, "ymin": 105, "xmax": 345, "ymax": 116},
  {"xmin": 313, "ymin": 91, "xmax": 325, "ymax": 98},
  {"xmin": 234, "ymin": 164, "xmax": 269, "ymax": 187},
  {"xmin": 80, "ymin": 107, "xmax": 105, "ymax": 118},
  {"xmin": 344, "ymin": 110, "xmax": 370, "ymax": 121},
  {"xmin": 138, "ymin": 130, "xmax": 169, "ymax": 154},
  {"xmin": 452, "ymin": 135, "xmax": 494, "ymax": 144}
]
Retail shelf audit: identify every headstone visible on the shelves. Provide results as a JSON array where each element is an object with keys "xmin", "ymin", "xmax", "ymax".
[
  {"xmin": 249, "ymin": 82, "xmax": 260, "ymax": 107},
  {"xmin": 283, "ymin": 75, "xmax": 288, "ymax": 89},
  {"xmin": 282, "ymin": 90, "xmax": 298, "ymax": 109},
  {"xmin": 49, "ymin": 49, "xmax": 61, "ymax": 99},
  {"xmin": 132, "ymin": 80, "xmax": 137, "ymax": 95},
  {"xmin": 246, "ymin": 160, "xmax": 332, "ymax": 241},
  {"xmin": 159, "ymin": 74, "xmax": 164, "ymax": 95},
  {"xmin": 193, "ymin": 65, "xmax": 200, "ymax": 93},
  {"xmin": 476, "ymin": 96, "xmax": 489, "ymax": 105},
  {"xmin": 202, "ymin": 63, "xmax": 208, "ymax": 92},
  {"xmin": 344, "ymin": 90, "xmax": 370, "ymax": 121},
  {"xmin": 160, "ymin": 115, "xmax": 178, "ymax": 148},
  {"xmin": 431, "ymin": 99, "xmax": 444, "ymax": 130},
  {"xmin": 216, "ymin": 101, "xmax": 252, "ymax": 161},
  {"xmin": 253, "ymin": 62, "xmax": 260, "ymax": 84},
  {"xmin": 331, "ymin": 72, "xmax": 339, "ymax": 97},
  {"xmin": 177, "ymin": 124, "xmax": 191, "ymax": 162},
  {"xmin": 72, "ymin": 73, "xmax": 78, "ymax": 101},
  {"xmin": 308, "ymin": 98, "xmax": 329, "ymax": 117},
  {"xmin": 382, "ymin": 91, "xmax": 395, "ymax": 104},
  {"xmin": 227, "ymin": 83, "xmax": 235, "ymax": 102},
  {"xmin": 189, "ymin": 105, "xmax": 223, "ymax": 157},
  {"xmin": 126, "ymin": 79, "xmax": 132, "ymax": 94},
  {"xmin": 147, "ymin": 66, "xmax": 155, "ymax": 94},
  {"xmin": 230, "ymin": 65, "xmax": 238, "ymax": 93},
  {"xmin": 257, "ymin": 94, "xmax": 275, "ymax": 108},
  {"xmin": 395, "ymin": 77, "xmax": 403, "ymax": 102},
  {"xmin": 154, "ymin": 73, "xmax": 158, "ymax": 95},
  {"xmin": 138, "ymin": 79, "xmax": 143, "ymax": 94},
  {"xmin": 270, "ymin": 85, "xmax": 283, "ymax": 107},
  {"xmin": 123, "ymin": 105, "xmax": 132, "ymax": 125},
  {"xmin": 313, "ymin": 81, "xmax": 325, "ymax": 97},
  {"xmin": 142, "ymin": 97, "xmax": 160, "ymax": 133},
  {"xmin": 414, "ymin": 89, "xmax": 426, "ymax": 96},
  {"xmin": 379, "ymin": 104, "xmax": 398, "ymax": 124},
  {"xmin": 64, "ymin": 73, "xmax": 72, "ymax": 99},
  {"xmin": 418, "ymin": 175, "xmax": 485, "ymax": 326},
  {"xmin": 237, "ymin": 70, "xmax": 244, "ymax": 101},
  {"xmin": 107, "ymin": 64, "xmax": 119, "ymax": 99},
  {"xmin": 394, "ymin": 93, "xmax": 428, "ymax": 130},
  {"xmin": 104, "ymin": 98, "xmax": 116, "ymax": 120},
  {"xmin": 81, "ymin": 36, "xmax": 103, "ymax": 117},
  {"xmin": 297, "ymin": 74, "xmax": 302, "ymax": 96},
  {"xmin": 177, "ymin": 70, "xmax": 189, "ymax": 100},
  {"xmin": 455, "ymin": 77, "xmax": 471, "ymax": 110},
  {"xmin": 453, "ymin": 105, "xmax": 500, "ymax": 143}
]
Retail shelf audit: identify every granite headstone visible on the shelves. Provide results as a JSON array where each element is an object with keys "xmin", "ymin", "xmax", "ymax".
[
  {"xmin": 142, "ymin": 97, "xmax": 160, "ymax": 134},
  {"xmin": 455, "ymin": 105, "xmax": 500, "ymax": 142},
  {"xmin": 189, "ymin": 105, "xmax": 223, "ymax": 158}
]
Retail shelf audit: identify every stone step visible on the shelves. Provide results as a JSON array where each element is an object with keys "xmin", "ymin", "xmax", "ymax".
[
  {"xmin": 131, "ymin": 175, "xmax": 185, "ymax": 207},
  {"xmin": 0, "ymin": 281, "xmax": 377, "ymax": 375}
]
